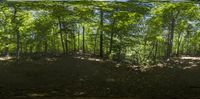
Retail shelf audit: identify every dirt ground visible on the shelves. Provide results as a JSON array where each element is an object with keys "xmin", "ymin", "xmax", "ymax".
[{"xmin": 0, "ymin": 55, "xmax": 200, "ymax": 99}]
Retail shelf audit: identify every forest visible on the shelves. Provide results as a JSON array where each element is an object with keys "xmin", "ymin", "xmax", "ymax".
[{"xmin": 0, "ymin": 0, "xmax": 200, "ymax": 98}]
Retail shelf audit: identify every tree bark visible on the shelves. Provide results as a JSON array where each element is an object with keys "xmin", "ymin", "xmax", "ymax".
[
  {"xmin": 78, "ymin": 32, "xmax": 80, "ymax": 51},
  {"xmin": 186, "ymin": 28, "xmax": 190, "ymax": 55},
  {"xmin": 74, "ymin": 32, "xmax": 76, "ymax": 52},
  {"xmin": 109, "ymin": 19, "xmax": 115, "ymax": 54},
  {"xmin": 166, "ymin": 14, "xmax": 175, "ymax": 59},
  {"xmin": 63, "ymin": 23, "xmax": 68, "ymax": 53},
  {"xmin": 94, "ymin": 28, "xmax": 98, "ymax": 55},
  {"xmin": 58, "ymin": 18, "xmax": 65, "ymax": 53},
  {"xmin": 82, "ymin": 26, "xmax": 85, "ymax": 53},
  {"xmin": 176, "ymin": 32, "xmax": 182, "ymax": 56},
  {"xmin": 154, "ymin": 41, "xmax": 158, "ymax": 63},
  {"xmin": 169, "ymin": 17, "xmax": 175, "ymax": 57},
  {"xmin": 166, "ymin": 11, "xmax": 179, "ymax": 59},
  {"xmin": 13, "ymin": 6, "xmax": 20, "ymax": 61},
  {"xmin": 44, "ymin": 40, "xmax": 48, "ymax": 54},
  {"xmin": 99, "ymin": 9, "xmax": 104, "ymax": 57}
]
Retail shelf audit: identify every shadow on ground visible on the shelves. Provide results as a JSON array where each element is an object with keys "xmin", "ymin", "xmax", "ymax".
[{"xmin": 0, "ymin": 55, "xmax": 200, "ymax": 98}]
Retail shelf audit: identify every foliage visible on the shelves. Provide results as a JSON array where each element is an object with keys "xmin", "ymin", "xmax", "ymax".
[{"xmin": 0, "ymin": 1, "xmax": 199, "ymax": 65}]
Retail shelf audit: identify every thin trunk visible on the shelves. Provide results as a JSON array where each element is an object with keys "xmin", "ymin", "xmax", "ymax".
[
  {"xmin": 170, "ymin": 17, "xmax": 175, "ymax": 56},
  {"xmin": 78, "ymin": 31, "xmax": 80, "ymax": 51},
  {"xmin": 147, "ymin": 42, "xmax": 155, "ymax": 61},
  {"xmin": 94, "ymin": 28, "xmax": 98, "ymax": 55},
  {"xmin": 109, "ymin": 19, "xmax": 115, "ymax": 54},
  {"xmin": 176, "ymin": 32, "xmax": 182, "ymax": 56},
  {"xmin": 64, "ymin": 24, "xmax": 68, "ymax": 53},
  {"xmin": 44, "ymin": 40, "xmax": 48, "ymax": 54},
  {"xmin": 154, "ymin": 41, "xmax": 158, "ymax": 63},
  {"xmin": 20, "ymin": 42, "xmax": 23, "ymax": 54},
  {"xmin": 167, "ymin": 15, "xmax": 175, "ymax": 58},
  {"xmin": 167, "ymin": 11, "xmax": 179, "ymax": 58},
  {"xmin": 99, "ymin": 9, "xmax": 104, "ymax": 57},
  {"xmin": 74, "ymin": 32, "xmax": 76, "ymax": 52},
  {"xmin": 82, "ymin": 26, "xmax": 85, "ymax": 53},
  {"xmin": 13, "ymin": 7, "xmax": 20, "ymax": 61},
  {"xmin": 186, "ymin": 29, "xmax": 190, "ymax": 54},
  {"xmin": 52, "ymin": 29, "xmax": 56, "ymax": 53},
  {"xmin": 5, "ymin": 43, "xmax": 9, "ymax": 56},
  {"xmin": 65, "ymin": 36, "xmax": 68, "ymax": 53},
  {"xmin": 25, "ymin": 42, "xmax": 27, "ymax": 54},
  {"xmin": 16, "ymin": 29, "xmax": 20, "ymax": 60},
  {"xmin": 58, "ymin": 18, "xmax": 65, "ymax": 53}
]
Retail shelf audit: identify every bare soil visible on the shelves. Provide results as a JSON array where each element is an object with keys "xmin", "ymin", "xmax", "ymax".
[{"xmin": 0, "ymin": 55, "xmax": 200, "ymax": 99}]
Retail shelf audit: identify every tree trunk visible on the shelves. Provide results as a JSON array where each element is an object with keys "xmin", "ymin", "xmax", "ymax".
[
  {"xmin": 20, "ymin": 42, "xmax": 23, "ymax": 54},
  {"xmin": 65, "ymin": 36, "xmax": 68, "ymax": 53},
  {"xmin": 13, "ymin": 6, "xmax": 20, "ymax": 61},
  {"xmin": 99, "ymin": 9, "xmax": 104, "ymax": 57},
  {"xmin": 169, "ymin": 17, "xmax": 175, "ymax": 57},
  {"xmin": 78, "ymin": 30, "xmax": 80, "ymax": 51},
  {"xmin": 5, "ymin": 43, "xmax": 9, "ymax": 56},
  {"xmin": 167, "ymin": 15, "xmax": 175, "ymax": 59},
  {"xmin": 154, "ymin": 41, "xmax": 158, "ymax": 63},
  {"xmin": 74, "ymin": 32, "xmax": 76, "ymax": 52},
  {"xmin": 63, "ymin": 24, "xmax": 68, "ymax": 53},
  {"xmin": 58, "ymin": 18, "xmax": 65, "ymax": 53},
  {"xmin": 82, "ymin": 26, "xmax": 85, "ymax": 53},
  {"xmin": 44, "ymin": 40, "xmax": 48, "ymax": 55},
  {"xmin": 52, "ymin": 28, "xmax": 56, "ymax": 52},
  {"xmin": 186, "ymin": 29, "xmax": 190, "ymax": 55},
  {"xmin": 176, "ymin": 32, "xmax": 182, "ymax": 56},
  {"xmin": 94, "ymin": 28, "xmax": 98, "ymax": 55},
  {"xmin": 109, "ymin": 19, "xmax": 115, "ymax": 54}
]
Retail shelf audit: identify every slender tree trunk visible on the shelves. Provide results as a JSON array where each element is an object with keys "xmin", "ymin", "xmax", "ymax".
[
  {"xmin": 58, "ymin": 18, "xmax": 65, "ymax": 53},
  {"xmin": 52, "ymin": 28, "xmax": 56, "ymax": 52},
  {"xmin": 167, "ymin": 11, "xmax": 179, "ymax": 59},
  {"xmin": 20, "ymin": 42, "xmax": 23, "ymax": 54},
  {"xmin": 74, "ymin": 32, "xmax": 76, "ymax": 52},
  {"xmin": 154, "ymin": 41, "xmax": 158, "ymax": 63},
  {"xmin": 109, "ymin": 19, "xmax": 115, "ymax": 54},
  {"xmin": 63, "ymin": 24, "xmax": 68, "ymax": 53},
  {"xmin": 82, "ymin": 26, "xmax": 85, "ymax": 53},
  {"xmin": 94, "ymin": 28, "xmax": 98, "ymax": 55},
  {"xmin": 5, "ymin": 43, "xmax": 9, "ymax": 56},
  {"xmin": 3, "ymin": 18, "xmax": 9, "ymax": 56},
  {"xmin": 169, "ymin": 17, "xmax": 175, "ymax": 56},
  {"xmin": 167, "ymin": 16, "xmax": 175, "ymax": 59},
  {"xmin": 44, "ymin": 40, "xmax": 48, "ymax": 54},
  {"xmin": 78, "ymin": 30, "xmax": 80, "ymax": 51},
  {"xmin": 186, "ymin": 29, "xmax": 190, "ymax": 55},
  {"xmin": 99, "ymin": 9, "xmax": 104, "ymax": 57},
  {"xmin": 176, "ymin": 32, "xmax": 182, "ymax": 56},
  {"xmin": 24, "ymin": 42, "xmax": 27, "ymax": 55},
  {"xmin": 65, "ymin": 36, "xmax": 68, "ymax": 53},
  {"xmin": 13, "ymin": 6, "xmax": 20, "ymax": 61}
]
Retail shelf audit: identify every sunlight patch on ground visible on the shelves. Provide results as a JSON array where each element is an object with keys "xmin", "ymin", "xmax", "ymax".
[
  {"xmin": 27, "ymin": 93, "xmax": 48, "ymax": 97},
  {"xmin": 88, "ymin": 57, "xmax": 101, "ymax": 62},
  {"xmin": 0, "ymin": 56, "xmax": 14, "ymax": 61},
  {"xmin": 183, "ymin": 64, "xmax": 198, "ymax": 69},
  {"xmin": 180, "ymin": 57, "xmax": 200, "ymax": 60},
  {"xmin": 45, "ymin": 57, "xmax": 57, "ymax": 62},
  {"xmin": 74, "ymin": 56, "xmax": 103, "ymax": 62},
  {"xmin": 116, "ymin": 63, "xmax": 121, "ymax": 68}
]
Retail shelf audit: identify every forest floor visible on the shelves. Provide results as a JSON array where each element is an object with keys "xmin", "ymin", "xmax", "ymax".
[{"xmin": 0, "ymin": 54, "xmax": 200, "ymax": 99}]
